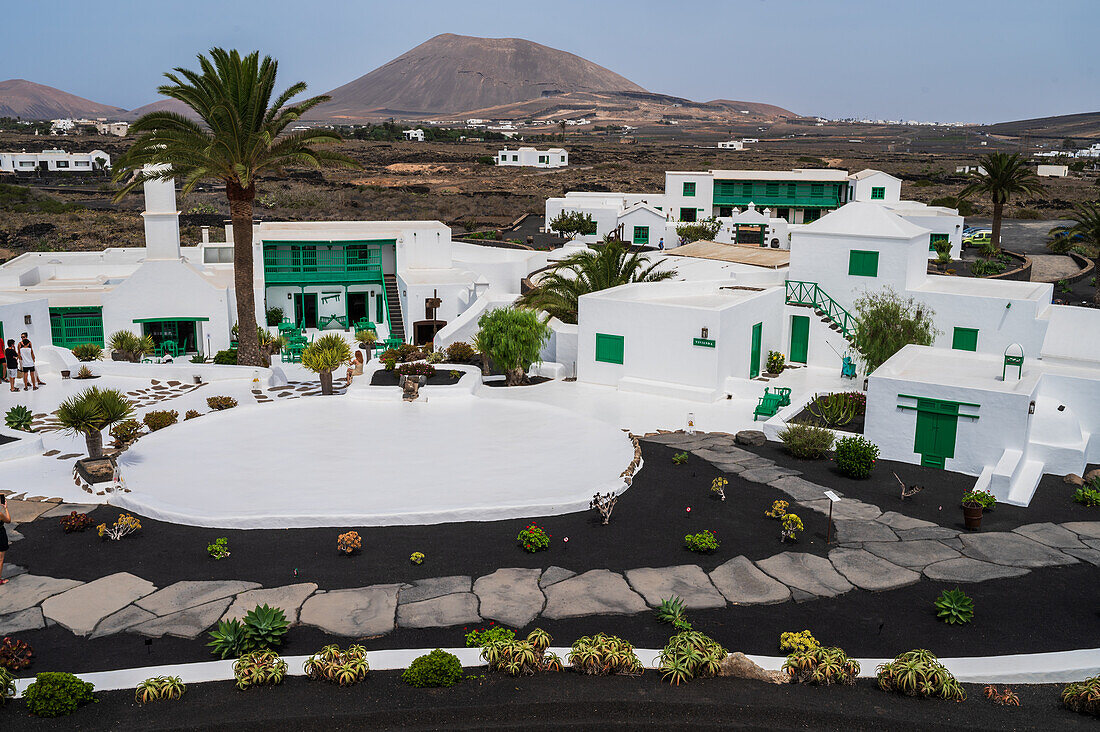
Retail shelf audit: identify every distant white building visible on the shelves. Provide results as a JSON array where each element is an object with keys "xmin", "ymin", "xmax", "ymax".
[
  {"xmin": 0, "ymin": 148, "xmax": 111, "ymax": 173},
  {"xmin": 716, "ymin": 141, "xmax": 744, "ymax": 150},
  {"xmin": 96, "ymin": 121, "xmax": 129, "ymax": 137},
  {"xmin": 1037, "ymin": 164, "xmax": 1069, "ymax": 177},
  {"xmin": 403, "ymin": 128, "xmax": 425, "ymax": 142},
  {"xmin": 497, "ymin": 147, "xmax": 568, "ymax": 168}
]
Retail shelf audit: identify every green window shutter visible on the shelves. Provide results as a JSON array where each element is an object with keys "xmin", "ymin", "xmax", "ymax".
[
  {"xmin": 930, "ymin": 233, "xmax": 950, "ymax": 252},
  {"xmin": 682, "ymin": 181, "xmax": 696, "ymax": 196},
  {"xmin": 595, "ymin": 333, "xmax": 624, "ymax": 364},
  {"xmin": 787, "ymin": 183, "xmax": 797, "ymax": 197},
  {"xmin": 952, "ymin": 327, "xmax": 979, "ymax": 352},
  {"xmin": 632, "ymin": 226, "xmax": 649, "ymax": 245},
  {"xmin": 848, "ymin": 250, "xmax": 879, "ymax": 277},
  {"xmin": 811, "ymin": 183, "xmax": 824, "ymax": 198},
  {"xmin": 766, "ymin": 182, "xmax": 779, "ymax": 197},
  {"xmin": 742, "ymin": 182, "xmax": 754, "ymax": 196},
  {"xmin": 871, "ymin": 186, "xmax": 885, "ymax": 200}
]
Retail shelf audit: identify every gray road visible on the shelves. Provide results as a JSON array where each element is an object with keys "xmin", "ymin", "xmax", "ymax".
[{"xmin": 966, "ymin": 218, "xmax": 1072, "ymax": 255}]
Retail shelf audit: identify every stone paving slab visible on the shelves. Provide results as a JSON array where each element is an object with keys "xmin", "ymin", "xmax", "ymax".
[
  {"xmin": 0, "ymin": 574, "xmax": 83, "ymax": 616},
  {"xmin": 863, "ymin": 540, "xmax": 962, "ymax": 569},
  {"xmin": 539, "ymin": 566, "xmax": 575, "ymax": 588},
  {"xmin": 768, "ymin": 476, "xmax": 832, "ymax": 502},
  {"xmin": 923, "ymin": 558, "xmax": 1030, "ymax": 583},
  {"xmin": 1086, "ymin": 539, "xmax": 1100, "ymax": 551},
  {"xmin": 834, "ymin": 519, "xmax": 898, "ymax": 544},
  {"xmin": 1063, "ymin": 546, "xmax": 1100, "ymax": 567},
  {"xmin": 895, "ymin": 526, "xmax": 962, "ymax": 541},
  {"xmin": 755, "ymin": 552, "xmax": 853, "ymax": 599},
  {"xmin": 876, "ymin": 511, "xmax": 937, "ymax": 531},
  {"xmin": 641, "ymin": 432, "xmax": 695, "ymax": 446},
  {"xmin": 136, "ymin": 580, "xmax": 260, "ymax": 616},
  {"xmin": 623, "ymin": 565, "xmax": 726, "ymax": 610},
  {"xmin": 299, "ymin": 584, "xmax": 401, "ymax": 636},
  {"xmin": 5, "ymin": 500, "xmax": 54, "ymax": 523},
  {"xmin": 90, "ymin": 605, "xmax": 156, "ymax": 639},
  {"xmin": 473, "ymin": 568, "xmax": 545, "ymax": 628},
  {"xmin": 222, "ymin": 583, "xmax": 317, "ymax": 624},
  {"xmin": 41, "ymin": 572, "xmax": 157, "ymax": 636},
  {"xmin": 828, "ymin": 548, "xmax": 921, "ymax": 591},
  {"xmin": 130, "ymin": 597, "xmax": 233, "ymax": 639},
  {"xmin": 398, "ymin": 576, "xmax": 472, "ymax": 605},
  {"xmin": 542, "ymin": 569, "xmax": 647, "ymax": 620},
  {"xmin": 829, "ymin": 501, "xmax": 883, "ymax": 521},
  {"xmin": 397, "ymin": 592, "xmax": 481, "ymax": 629},
  {"xmin": 0, "ymin": 607, "xmax": 46, "ymax": 634},
  {"xmin": 740, "ymin": 466, "xmax": 802, "ymax": 484},
  {"xmin": 1013, "ymin": 522, "xmax": 1085, "ymax": 549},
  {"xmin": 959, "ymin": 532, "xmax": 1077, "ymax": 568},
  {"xmin": 5, "ymin": 525, "xmax": 22, "ymax": 544},
  {"xmin": 1062, "ymin": 522, "xmax": 1100, "ymax": 540},
  {"xmin": 708, "ymin": 556, "xmax": 790, "ymax": 605},
  {"xmin": 39, "ymin": 503, "xmax": 101, "ymax": 519},
  {"xmin": 710, "ymin": 462, "xmax": 747, "ymax": 475}
]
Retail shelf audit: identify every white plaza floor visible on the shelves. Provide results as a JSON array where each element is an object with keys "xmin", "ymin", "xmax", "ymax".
[{"xmin": 112, "ymin": 394, "xmax": 635, "ymax": 528}]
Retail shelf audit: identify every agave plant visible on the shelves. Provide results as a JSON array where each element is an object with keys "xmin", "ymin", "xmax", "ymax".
[
  {"xmin": 655, "ymin": 596, "xmax": 692, "ymax": 631},
  {"xmin": 0, "ymin": 668, "xmax": 15, "ymax": 706},
  {"xmin": 481, "ymin": 629, "xmax": 560, "ymax": 677},
  {"xmin": 242, "ymin": 604, "xmax": 289, "ymax": 649},
  {"xmin": 877, "ymin": 649, "xmax": 965, "ymax": 701},
  {"xmin": 134, "ymin": 675, "xmax": 186, "ymax": 704},
  {"xmin": 568, "ymin": 633, "xmax": 642, "ymax": 676},
  {"xmin": 304, "ymin": 644, "xmax": 369, "ymax": 686},
  {"xmin": 207, "ymin": 619, "xmax": 252, "ymax": 659},
  {"xmin": 4, "ymin": 405, "xmax": 34, "ymax": 433},
  {"xmin": 934, "ymin": 587, "xmax": 974, "ymax": 625},
  {"xmin": 55, "ymin": 387, "xmax": 134, "ymax": 458},
  {"xmin": 783, "ymin": 646, "xmax": 860, "ymax": 685}
]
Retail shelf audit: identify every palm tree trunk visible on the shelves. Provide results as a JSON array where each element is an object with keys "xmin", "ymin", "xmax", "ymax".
[
  {"xmin": 319, "ymin": 370, "xmax": 333, "ymax": 395},
  {"xmin": 85, "ymin": 430, "xmax": 103, "ymax": 459},
  {"xmin": 505, "ymin": 367, "xmax": 527, "ymax": 386},
  {"xmin": 991, "ymin": 200, "xmax": 1004, "ymax": 253},
  {"xmin": 227, "ymin": 180, "xmax": 264, "ymax": 367}
]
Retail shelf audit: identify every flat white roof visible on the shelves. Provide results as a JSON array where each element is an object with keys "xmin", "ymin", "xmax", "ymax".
[
  {"xmin": 258, "ymin": 220, "xmax": 447, "ymax": 241},
  {"xmin": 709, "ymin": 168, "xmax": 850, "ymax": 182},
  {"xmin": 914, "ymin": 274, "xmax": 1052, "ymax": 302},
  {"xmin": 873, "ymin": 345, "xmax": 1040, "ymax": 394},
  {"xmin": 587, "ymin": 279, "xmax": 776, "ymax": 310}
]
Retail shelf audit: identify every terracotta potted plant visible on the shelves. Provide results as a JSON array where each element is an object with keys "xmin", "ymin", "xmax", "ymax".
[{"xmin": 960, "ymin": 488, "xmax": 996, "ymax": 531}]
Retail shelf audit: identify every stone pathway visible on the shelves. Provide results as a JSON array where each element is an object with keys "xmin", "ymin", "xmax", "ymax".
[{"xmin": 2, "ymin": 431, "xmax": 1097, "ymax": 642}]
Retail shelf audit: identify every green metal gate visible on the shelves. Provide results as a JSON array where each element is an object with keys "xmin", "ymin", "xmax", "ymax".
[{"xmin": 50, "ymin": 307, "xmax": 104, "ymax": 348}]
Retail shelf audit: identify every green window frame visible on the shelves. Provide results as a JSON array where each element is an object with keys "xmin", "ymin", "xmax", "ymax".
[
  {"xmin": 632, "ymin": 226, "xmax": 650, "ymax": 245},
  {"xmin": 787, "ymin": 183, "xmax": 797, "ymax": 197},
  {"xmin": 538, "ymin": 155, "xmax": 548, "ymax": 164},
  {"xmin": 810, "ymin": 183, "xmax": 824, "ymax": 198},
  {"xmin": 595, "ymin": 333, "xmax": 624, "ymax": 364},
  {"xmin": 870, "ymin": 186, "xmax": 886, "ymax": 200},
  {"xmin": 742, "ymin": 182, "xmax": 754, "ymax": 196},
  {"xmin": 682, "ymin": 181, "xmax": 696, "ymax": 197},
  {"xmin": 848, "ymin": 249, "xmax": 879, "ymax": 277},
  {"xmin": 679, "ymin": 207, "xmax": 697, "ymax": 222},
  {"xmin": 952, "ymin": 327, "xmax": 978, "ymax": 352},
  {"xmin": 765, "ymin": 182, "xmax": 779, "ymax": 197},
  {"xmin": 929, "ymin": 233, "xmax": 950, "ymax": 252}
]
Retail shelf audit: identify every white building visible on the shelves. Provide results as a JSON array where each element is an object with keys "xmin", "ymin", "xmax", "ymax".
[
  {"xmin": 716, "ymin": 140, "xmax": 744, "ymax": 150},
  {"xmin": 1036, "ymin": 164, "xmax": 1069, "ymax": 177},
  {"xmin": 96, "ymin": 121, "xmax": 129, "ymax": 137},
  {"xmin": 403, "ymin": 128, "xmax": 425, "ymax": 142},
  {"xmin": 497, "ymin": 147, "xmax": 568, "ymax": 168},
  {"xmin": 0, "ymin": 148, "xmax": 111, "ymax": 173}
]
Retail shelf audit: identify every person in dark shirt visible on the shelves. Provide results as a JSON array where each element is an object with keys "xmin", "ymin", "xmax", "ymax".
[{"xmin": 4, "ymin": 339, "xmax": 17, "ymax": 392}]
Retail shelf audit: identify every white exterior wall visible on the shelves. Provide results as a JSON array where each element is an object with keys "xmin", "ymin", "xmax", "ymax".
[
  {"xmin": 849, "ymin": 172, "xmax": 902, "ymax": 203},
  {"xmin": 497, "ymin": 147, "xmax": 568, "ymax": 168},
  {"xmin": 1036, "ymin": 164, "xmax": 1068, "ymax": 177},
  {"xmin": 618, "ymin": 206, "xmax": 668, "ymax": 246},
  {"xmin": 895, "ymin": 211, "xmax": 964, "ymax": 260},
  {"xmin": 664, "ymin": 172, "xmax": 714, "ymax": 223},
  {"xmin": 544, "ymin": 197, "xmax": 621, "ymax": 244},
  {"xmin": 0, "ymin": 149, "xmax": 110, "ymax": 172},
  {"xmin": 0, "ymin": 298, "xmax": 51, "ymax": 349},
  {"xmin": 919, "ymin": 285, "xmax": 1051, "ymax": 358}
]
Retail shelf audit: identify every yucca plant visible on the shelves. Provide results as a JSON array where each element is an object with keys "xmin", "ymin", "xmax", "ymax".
[
  {"xmin": 301, "ymin": 333, "xmax": 351, "ymax": 395},
  {"xmin": 107, "ymin": 330, "xmax": 155, "ymax": 362},
  {"xmin": 658, "ymin": 631, "xmax": 727, "ymax": 685},
  {"xmin": 242, "ymin": 604, "xmax": 289, "ymax": 649},
  {"xmin": 55, "ymin": 387, "xmax": 134, "ymax": 458},
  {"xmin": 134, "ymin": 675, "xmax": 186, "ymax": 704},
  {"xmin": 783, "ymin": 646, "xmax": 860, "ymax": 685},
  {"xmin": 233, "ymin": 650, "xmax": 287, "ymax": 690},
  {"xmin": 4, "ymin": 405, "xmax": 34, "ymax": 432},
  {"xmin": 934, "ymin": 587, "xmax": 974, "ymax": 625},
  {"xmin": 877, "ymin": 649, "xmax": 965, "ymax": 701},
  {"xmin": 70, "ymin": 343, "xmax": 103, "ymax": 362},
  {"xmin": 207, "ymin": 618, "xmax": 252, "ymax": 659}
]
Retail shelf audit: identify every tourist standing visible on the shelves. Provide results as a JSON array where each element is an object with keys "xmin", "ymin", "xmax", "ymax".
[
  {"xmin": 0, "ymin": 494, "xmax": 10, "ymax": 586},
  {"xmin": 18, "ymin": 333, "xmax": 43, "ymax": 390},
  {"xmin": 3, "ymin": 340, "xmax": 15, "ymax": 392}
]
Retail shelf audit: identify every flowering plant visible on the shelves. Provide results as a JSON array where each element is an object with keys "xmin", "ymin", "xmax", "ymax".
[
  {"xmin": 765, "ymin": 499, "xmax": 789, "ymax": 519},
  {"xmin": 710, "ymin": 477, "xmax": 728, "ymax": 501},
  {"xmin": 207, "ymin": 537, "xmax": 230, "ymax": 560},
  {"xmin": 781, "ymin": 513, "xmax": 804, "ymax": 542},
  {"xmin": 97, "ymin": 513, "xmax": 142, "ymax": 541},
  {"xmin": 517, "ymin": 523, "xmax": 551, "ymax": 553},
  {"xmin": 684, "ymin": 529, "xmax": 719, "ymax": 553},
  {"xmin": 337, "ymin": 531, "xmax": 361, "ymax": 555},
  {"xmin": 410, "ymin": 552, "xmax": 425, "ymax": 564},
  {"xmin": 961, "ymin": 489, "xmax": 996, "ymax": 509}
]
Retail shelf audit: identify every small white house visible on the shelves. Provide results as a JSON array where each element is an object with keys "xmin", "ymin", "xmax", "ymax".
[
  {"xmin": 0, "ymin": 149, "xmax": 111, "ymax": 173},
  {"xmin": 403, "ymin": 129, "xmax": 425, "ymax": 142},
  {"xmin": 716, "ymin": 141, "xmax": 744, "ymax": 150},
  {"xmin": 497, "ymin": 147, "xmax": 568, "ymax": 168},
  {"xmin": 1036, "ymin": 164, "xmax": 1068, "ymax": 177}
]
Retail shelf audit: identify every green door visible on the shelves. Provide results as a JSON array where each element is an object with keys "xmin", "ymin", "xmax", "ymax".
[
  {"xmin": 749, "ymin": 322, "xmax": 762, "ymax": 378},
  {"xmin": 790, "ymin": 315, "xmax": 809, "ymax": 364},
  {"xmin": 914, "ymin": 398, "xmax": 959, "ymax": 468}
]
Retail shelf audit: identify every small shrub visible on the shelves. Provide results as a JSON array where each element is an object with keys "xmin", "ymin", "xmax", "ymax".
[
  {"xmin": 449, "ymin": 369, "xmax": 462, "ymax": 378},
  {"xmin": 213, "ymin": 348, "xmax": 238, "ymax": 365},
  {"xmin": 190, "ymin": 354, "xmax": 206, "ymax": 364},
  {"xmin": 710, "ymin": 477, "xmax": 727, "ymax": 501},
  {"xmin": 304, "ymin": 644, "xmax": 370, "ymax": 686},
  {"xmin": 569, "ymin": 634, "xmax": 642, "ymax": 676},
  {"xmin": 984, "ymin": 684, "xmax": 1020, "ymax": 706},
  {"xmin": 672, "ymin": 451, "xmax": 689, "ymax": 465},
  {"xmin": 4, "ymin": 405, "xmax": 34, "ymax": 432},
  {"xmin": 184, "ymin": 409, "xmax": 201, "ymax": 420},
  {"xmin": 765, "ymin": 499, "xmax": 789, "ymax": 519},
  {"xmin": 23, "ymin": 672, "xmax": 96, "ymax": 717},
  {"xmin": 877, "ymin": 649, "xmax": 965, "ymax": 701},
  {"xmin": 74, "ymin": 365, "xmax": 95, "ymax": 379},
  {"xmin": 134, "ymin": 676, "xmax": 186, "ymax": 704},
  {"xmin": 410, "ymin": 551, "xmax": 425, "ymax": 564},
  {"xmin": 445, "ymin": 341, "xmax": 476, "ymax": 362},
  {"xmin": 242, "ymin": 604, "xmax": 289, "ymax": 649},
  {"xmin": 207, "ymin": 619, "xmax": 251, "ymax": 659},
  {"xmin": 0, "ymin": 667, "xmax": 13, "ymax": 705},
  {"xmin": 465, "ymin": 625, "xmax": 516, "ymax": 648},
  {"xmin": 766, "ymin": 350, "xmax": 785, "ymax": 374},
  {"xmin": 234, "ymin": 650, "xmax": 287, "ymax": 690},
  {"xmin": 784, "ymin": 646, "xmax": 860, "ymax": 685},
  {"xmin": 961, "ymin": 488, "xmax": 996, "ymax": 509},
  {"xmin": 781, "ymin": 513, "xmax": 804, "ymax": 542},
  {"xmin": 143, "ymin": 409, "xmax": 178, "ymax": 432},
  {"xmin": 265, "ymin": 307, "xmax": 285, "ymax": 327},
  {"xmin": 396, "ymin": 361, "xmax": 436, "ymax": 378},
  {"xmin": 834, "ymin": 435, "xmax": 879, "ymax": 478},
  {"xmin": 780, "ymin": 630, "xmax": 819, "ymax": 653},
  {"xmin": 481, "ymin": 629, "xmax": 562, "ymax": 676},
  {"xmin": 337, "ymin": 530, "xmax": 361, "ymax": 555},
  {"xmin": 206, "ymin": 395, "xmax": 238, "ymax": 410},
  {"xmin": 71, "ymin": 343, "xmax": 103, "ymax": 362},
  {"xmin": 658, "ymin": 631, "xmax": 726, "ymax": 685},
  {"xmin": 425, "ymin": 351, "xmax": 444, "ymax": 364},
  {"xmin": 402, "ymin": 649, "xmax": 463, "ymax": 687},
  {"xmin": 590, "ymin": 491, "xmax": 618, "ymax": 525},
  {"xmin": 207, "ymin": 537, "xmax": 230, "ymax": 560},
  {"xmin": 1072, "ymin": 485, "xmax": 1100, "ymax": 507},
  {"xmin": 778, "ymin": 420, "xmax": 834, "ymax": 459},
  {"xmin": 109, "ymin": 418, "xmax": 143, "ymax": 447},
  {"xmin": 59, "ymin": 512, "xmax": 94, "ymax": 534},
  {"xmin": 684, "ymin": 529, "xmax": 719, "ymax": 553},
  {"xmin": 517, "ymin": 523, "xmax": 550, "ymax": 552},
  {"xmin": 655, "ymin": 596, "xmax": 692, "ymax": 631},
  {"xmin": 934, "ymin": 587, "xmax": 974, "ymax": 624},
  {"xmin": 354, "ymin": 329, "xmax": 377, "ymax": 345},
  {"xmin": 96, "ymin": 513, "xmax": 142, "ymax": 541},
  {"xmin": 0, "ymin": 636, "xmax": 34, "ymax": 670},
  {"xmin": 1062, "ymin": 675, "xmax": 1100, "ymax": 716}
]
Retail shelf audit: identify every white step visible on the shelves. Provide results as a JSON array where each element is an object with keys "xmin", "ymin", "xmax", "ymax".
[
  {"xmin": 1005, "ymin": 459, "xmax": 1045, "ymax": 507},
  {"xmin": 617, "ymin": 376, "xmax": 720, "ymax": 403},
  {"xmin": 987, "ymin": 448, "xmax": 1023, "ymax": 501}
]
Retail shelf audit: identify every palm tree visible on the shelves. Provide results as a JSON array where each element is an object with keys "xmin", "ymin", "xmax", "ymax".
[
  {"xmin": 958, "ymin": 153, "xmax": 1043, "ymax": 254},
  {"xmin": 558, "ymin": 120, "xmax": 566, "ymax": 143},
  {"xmin": 301, "ymin": 333, "xmax": 352, "ymax": 395},
  {"xmin": 1048, "ymin": 201, "xmax": 1100, "ymax": 303},
  {"xmin": 112, "ymin": 48, "xmax": 357, "ymax": 366},
  {"xmin": 518, "ymin": 240, "xmax": 677, "ymax": 324},
  {"xmin": 56, "ymin": 387, "xmax": 134, "ymax": 459}
]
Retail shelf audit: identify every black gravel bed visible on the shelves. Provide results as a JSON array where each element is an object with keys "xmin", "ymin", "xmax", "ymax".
[
  {"xmin": 16, "ymin": 442, "xmax": 835, "ymax": 590},
  {"xmin": 368, "ymin": 370, "xmax": 464, "ymax": 386},
  {"xmin": 739, "ymin": 440, "xmax": 1096, "ymax": 533},
  {"xmin": 483, "ymin": 375, "xmax": 552, "ymax": 387},
  {"xmin": 8, "ymin": 670, "xmax": 1095, "ymax": 731}
]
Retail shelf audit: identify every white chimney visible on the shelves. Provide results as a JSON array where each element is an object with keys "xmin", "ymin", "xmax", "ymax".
[
  {"xmin": 140, "ymin": 164, "xmax": 182, "ymax": 261},
  {"xmin": 201, "ymin": 226, "xmax": 210, "ymax": 244}
]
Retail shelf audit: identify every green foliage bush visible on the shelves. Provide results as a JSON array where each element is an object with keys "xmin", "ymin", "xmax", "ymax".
[
  {"xmin": 672, "ymin": 451, "xmax": 689, "ymax": 465},
  {"xmin": 684, "ymin": 529, "xmax": 719, "ymax": 553},
  {"xmin": 206, "ymin": 395, "xmax": 238, "ymax": 410},
  {"xmin": 548, "ymin": 210, "xmax": 597, "ymax": 238},
  {"xmin": 834, "ymin": 435, "xmax": 879, "ymax": 479},
  {"xmin": 779, "ymin": 630, "xmax": 819, "ymax": 653},
  {"xmin": 185, "ymin": 409, "xmax": 201, "ymax": 420},
  {"xmin": 852, "ymin": 287, "xmax": 938, "ymax": 373},
  {"xmin": 778, "ymin": 420, "xmax": 834, "ymax": 459},
  {"xmin": 675, "ymin": 218, "xmax": 721, "ymax": 242},
  {"xmin": 971, "ymin": 258, "xmax": 1006, "ymax": 277},
  {"xmin": 934, "ymin": 587, "xmax": 974, "ymax": 625},
  {"xmin": 402, "ymin": 649, "xmax": 463, "ymax": 687},
  {"xmin": 71, "ymin": 343, "xmax": 103, "ymax": 362},
  {"xmin": 784, "ymin": 646, "xmax": 860, "ymax": 685},
  {"xmin": 766, "ymin": 350, "xmax": 785, "ymax": 374},
  {"xmin": 142, "ymin": 410, "xmax": 178, "ymax": 432},
  {"xmin": 876, "ymin": 649, "xmax": 965, "ymax": 701},
  {"xmin": 445, "ymin": 341, "xmax": 476, "ymax": 362},
  {"xmin": 265, "ymin": 307, "xmax": 284, "ymax": 326},
  {"xmin": 517, "ymin": 523, "xmax": 550, "ymax": 552},
  {"xmin": 213, "ymin": 348, "xmax": 238, "ymax": 365},
  {"xmin": 22, "ymin": 672, "xmax": 96, "ymax": 717},
  {"xmin": 465, "ymin": 625, "xmax": 516, "ymax": 648},
  {"xmin": 1073, "ymin": 484, "xmax": 1100, "ymax": 507},
  {"xmin": 475, "ymin": 307, "xmax": 550, "ymax": 385}
]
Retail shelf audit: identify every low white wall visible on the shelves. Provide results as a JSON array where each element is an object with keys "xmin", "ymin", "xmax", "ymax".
[
  {"xmin": 1041, "ymin": 304, "xmax": 1100, "ymax": 362},
  {"xmin": 87, "ymin": 360, "xmax": 282, "ymax": 386},
  {"xmin": 432, "ymin": 292, "xmax": 519, "ymax": 351}
]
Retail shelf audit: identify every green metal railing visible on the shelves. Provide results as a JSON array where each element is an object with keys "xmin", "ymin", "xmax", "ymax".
[
  {"xmin": 785, "ymin": 280, "xmax": 855, "ymax": 339},
  {"xmin": 50, "ymin": 307, "xmax": 105, "ymax": 348}
]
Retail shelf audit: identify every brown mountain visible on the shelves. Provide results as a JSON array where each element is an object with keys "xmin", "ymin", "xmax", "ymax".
[
  {"xmin": 122, "ymin": 98, "xmax": 201, "ymax": 121},
  {"xmin": 982, "ymin": 111, "xmax": 1100, "ymax": 140},
  {"xmin": 0, "ymin": 79, "xmax": 127, "ymax": 120},
  {"xmin": 310, "ymin": 33, "xmax": 648, "ymax": 119}
]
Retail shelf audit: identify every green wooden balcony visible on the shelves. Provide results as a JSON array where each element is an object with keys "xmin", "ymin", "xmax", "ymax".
[{"xmin": 262, "ymin": 241, "xmax": 389, "ymax": 285}]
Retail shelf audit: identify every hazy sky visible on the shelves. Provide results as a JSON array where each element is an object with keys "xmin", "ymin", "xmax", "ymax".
[{"xmin": 3, "ymin": 0, "xmax": 1097, "ymax": 123}]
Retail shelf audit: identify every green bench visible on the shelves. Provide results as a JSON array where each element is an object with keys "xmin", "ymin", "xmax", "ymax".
[
  {"xmin": 318, "ymin": 314, "xmax": 347, "ymax": 331},
  {"xmin": 753, "ymin": 387, "xmax": 792, "ymax": 421}
]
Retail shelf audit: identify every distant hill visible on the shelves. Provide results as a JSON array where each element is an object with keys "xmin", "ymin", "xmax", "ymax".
[
  {"xmin": 122, "ymin": 98, "xmax": 201, "ymax": 121},
  {"xmin": 310, "ymin": 33, "xmax": 648, "ymax": 119},
  {"xmin": 0, "ymin": 79, "xmax": 126, "ymax": 120},
  {"xmin": 983, "ymin": 111, "xmax": 1100, "ymax": 140}
]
